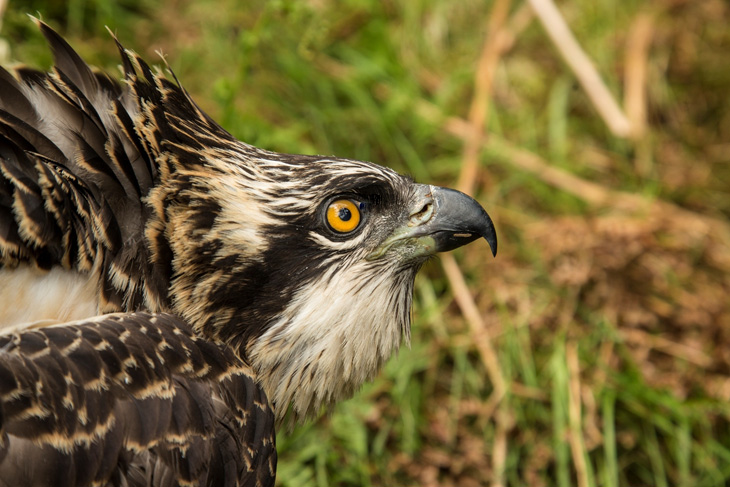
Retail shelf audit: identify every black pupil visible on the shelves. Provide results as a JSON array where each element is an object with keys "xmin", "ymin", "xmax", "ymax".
[{"xmin": 338, "ymin": 207, "xmax": 352, "ymax": 221}]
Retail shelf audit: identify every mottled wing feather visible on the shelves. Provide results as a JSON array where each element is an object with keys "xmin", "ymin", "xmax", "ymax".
[
  {"xmin": 0, "ymin": 20, "xmax": 173, "ymax": 314},
  {"xmin": 0, "ymin": 20, "xmax": 254, "ymax": 316},
  {"xmin": 0, "ymin": 312, "xmax": 276, "ymax": 487},
  {"xmin": 0, "ymin": 132, "xmax": 116, "ymax": 270}
]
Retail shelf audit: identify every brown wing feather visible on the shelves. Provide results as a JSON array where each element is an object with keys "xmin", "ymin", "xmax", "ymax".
[
  {"xmin": 0, "ymin": 312, "xmax": 276, "ymax": 487},
  {"xmin": 0, "ymin": 20, "xmax": 171, "ymax": 314},
  {"xmin": 0, "ymin": 20, "xmax": 259, "ymax": 317}
]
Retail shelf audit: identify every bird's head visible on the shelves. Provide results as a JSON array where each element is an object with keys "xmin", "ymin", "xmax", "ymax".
[{"xmin": 151, "ymin": 140, "xmax": 497, "ymax": 422}]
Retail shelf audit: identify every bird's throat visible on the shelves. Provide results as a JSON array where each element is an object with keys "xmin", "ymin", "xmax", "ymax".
[{"xmin": 248, "ymin": 261, "xmax": 415, "ymax": 424}]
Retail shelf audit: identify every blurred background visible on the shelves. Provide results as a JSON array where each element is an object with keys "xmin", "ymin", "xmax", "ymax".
[{"xmin": 2, "ymin": 0, "xmax": 729, "ymax": 485}]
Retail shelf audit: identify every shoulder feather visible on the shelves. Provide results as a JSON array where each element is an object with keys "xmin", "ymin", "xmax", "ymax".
[{"xmin": 0, "ymin": 312, "xmax": 276, "ymax": 487}]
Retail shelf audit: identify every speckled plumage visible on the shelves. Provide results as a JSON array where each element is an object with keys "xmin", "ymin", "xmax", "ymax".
[{"xmin": 0, "ymin": 312, "xmax": 276, "ymax": 487}]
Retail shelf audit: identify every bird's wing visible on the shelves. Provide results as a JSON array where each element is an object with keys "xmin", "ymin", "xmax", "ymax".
[
  {"xmin": 0, "ymin": 20, "xmax": 173, "ymax": 321},
  {"xmin": 0, "ymin": 129, "xmax": 119, "ymax": 273},
  {"xmin": 0, "ymin": 312, "xmax": 276, "ymax": 487}
]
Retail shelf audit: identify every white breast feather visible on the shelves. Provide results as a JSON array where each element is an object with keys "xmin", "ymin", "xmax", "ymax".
[{"xmin": 0, "ymin": 265, "xmax": 99, "ymax": 333}]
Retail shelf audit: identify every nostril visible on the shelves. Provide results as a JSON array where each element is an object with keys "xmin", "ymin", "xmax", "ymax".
[
  {"xmin": 414, "ymin": 204, "xmax": 429, "ymax": 217},
  {"xmin": 409, "ymin": 202, "xmax": 433, "ymax": 226}
]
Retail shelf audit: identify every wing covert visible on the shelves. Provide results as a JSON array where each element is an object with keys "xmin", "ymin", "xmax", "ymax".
[{"xmin": 0, "ymin": 312, "xmax": 276, "ymax": 487}]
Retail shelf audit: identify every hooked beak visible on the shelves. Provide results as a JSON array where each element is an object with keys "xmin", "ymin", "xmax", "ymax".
[{"xmin": 368, "ymin": 184, "xmax": 497, "ymax": 261}]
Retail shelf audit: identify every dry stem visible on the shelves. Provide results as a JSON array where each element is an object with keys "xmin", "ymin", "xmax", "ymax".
[
  {"xmin": 528, "ymin": 0, "xmax": 633, "ymax": 138},
  {"xmin": 624, "ymin": 12, "xmax": 653, "ymax": 140},
  {"xmin": 457, "ymin": 0, "xmax": 512, "ymax": 195},
  {"xmin": 567, "ymin": 341, "xmax": 589, "ymax": 487}
]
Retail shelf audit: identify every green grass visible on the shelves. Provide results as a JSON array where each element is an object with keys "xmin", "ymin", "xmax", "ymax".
[{"xmin": 3, "ymin": 0, "xmax": 730, "ymax": 485}]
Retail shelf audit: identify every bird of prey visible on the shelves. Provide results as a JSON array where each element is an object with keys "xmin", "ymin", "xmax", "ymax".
[{"xmin": 0, "ymin": 20, "xmax": 497, "ymax": 487}]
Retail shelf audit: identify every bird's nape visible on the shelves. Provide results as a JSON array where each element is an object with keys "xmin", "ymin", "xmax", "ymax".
[{"xmin": 0, "ymin": 19, "xmax": 497, "ymax": 487}]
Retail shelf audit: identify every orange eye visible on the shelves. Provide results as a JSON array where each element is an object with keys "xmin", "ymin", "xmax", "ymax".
[{"xmin": 326, "ymin": 199, "xmax": 361, "ymax": 233}]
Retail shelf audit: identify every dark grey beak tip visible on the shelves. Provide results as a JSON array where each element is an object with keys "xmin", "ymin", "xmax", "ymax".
[
  {"xmin": 484, "ymin": 221, "xmax": 498, "ymax": 258},
  {"xmin": 471, "ymin": 211, "xmax": 498, "ymax": 257}
]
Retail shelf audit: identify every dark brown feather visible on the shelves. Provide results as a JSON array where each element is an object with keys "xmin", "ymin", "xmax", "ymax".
[
  {"xmin": 0, "ymin": 312, "xmax": 276, "ymax": 487},
  {"xmin": 0, "ymin": 19, "xmax": 168, "ymax": 312}
]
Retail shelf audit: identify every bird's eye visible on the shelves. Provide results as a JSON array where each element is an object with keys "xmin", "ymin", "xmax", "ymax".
[{"xmin": 325, "ymin": 199, "xmax": 362, "ymax": 234}]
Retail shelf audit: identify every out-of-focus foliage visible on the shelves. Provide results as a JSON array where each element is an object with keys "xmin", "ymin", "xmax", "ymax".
[{"xmin": 3, "ymin": 0, "xmax": 729, "ymax": 486}]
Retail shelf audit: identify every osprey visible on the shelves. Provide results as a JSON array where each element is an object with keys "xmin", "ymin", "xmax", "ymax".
[{"xmin": 0, "ymin": 20, "xmax": 497, "ymax": 487}]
